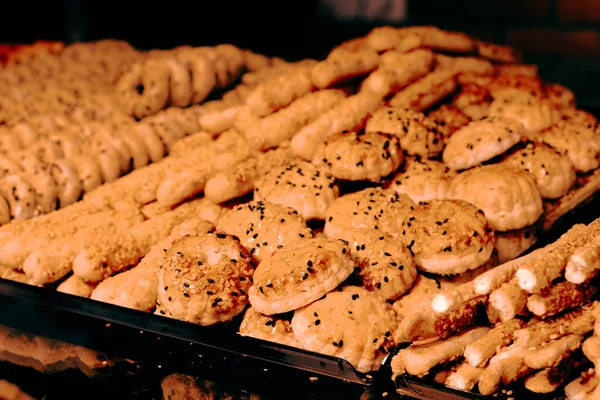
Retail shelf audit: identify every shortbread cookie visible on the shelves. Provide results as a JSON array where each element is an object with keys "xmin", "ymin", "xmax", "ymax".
[
  {"xmin": 405, "ymin": 200, "xmax": 494, "ymax": 275},
  {"xmin": 365, "ymin": 107, "xmax": 444, "ymax": 158},
  {"xmin": 361, "ymin": 49, "xmax": 434, "ymax": 96},
  {"xmin": 291, "ymin": 286, "xmax": 398, "ymax": 373},
  {"xmin": 501, "ymin": 142, "xmax": 576, "ymax": 199},
  {"xmin": 442, "ymin": 116, "xmax": 524, "ymax": 170},
  {"xmin": 558, "ymin": 107, "xmax": 597, "ymax": 126},
  {"xmin": 290, "ymin": 91, "xmax": 384, "ymax": 161},
  {"xmin": 311, "ymin": 48, "xmax": 379, "ymax": 89},
  {"xmin": 248, "ymin": 238, "xmax": 354, "ymax": 315},
  {"xmin": 324, "ymin": 187, "xmax": 415, "ymax": 239},
  {"xmin": 388, "ymin": 70, "xmax": 457, "ymax": 112},
  {"xmin": 157, "ymin": 233, "xmax": 254, "ymax": 326},
  {"xmin": 452, "ymin": 83, "xmax": 492, "ymax": 121},
  {"xmin": 448, "ymin": 164, "xmax": 543, "ymax": 231},
  {"xmin": 544, "ymin": 83, "xmax": 575, "ymax": 109},
  {"xmin": 497, "ymin": 64, "xmax": 539, "ymax": 77},
  {"xmin": 338, "ymin": 229, "xmax": 417, "ymax": 300},
  {"xmin": 427, "ymin": 104, "xmax": 471, "ymax": 139},
  {"xmin": 489, "ymin": 94, "xmax": 556, "ymax": 133},
  {"xmin": 239, "ymin": 307, "xmax": 301, "ymax": 348},
  {"xmin": 419, "ymin": 27, "xmax": 475, "ymax": 53},
  {"xmin": 435, "ymin": 54, "xmax": 494, "ymax": 75},
  {"xmin": 216, "ymin": 200, "xmax": 312, "ymax": 262},
  {"xmin": 312, "ymin": 131, "xmax": 402, "ymax": 182},
  {"xmin": 539, "ymin": 121, "xmax": 600, "ymax": 172},
  {"xmin": 494, "ymin": 225, "xmax": 537, "ymax": 264},
  {"xmin": 388, "ymin": 157, "xmax": 457, "ymax": 202},
  {"xmin": 254, "ymin": 160, "xmax": 339, "ymax": 221}
]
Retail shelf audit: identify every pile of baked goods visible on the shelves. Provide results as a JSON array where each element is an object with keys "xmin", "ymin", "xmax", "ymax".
[{"xmin": 1, "ymin": 25, "xmax": 600, "ymax": 398}]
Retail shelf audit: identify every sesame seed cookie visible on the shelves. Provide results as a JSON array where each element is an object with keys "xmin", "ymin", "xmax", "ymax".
[
  {"xmin": 448, "ymin": 164, "xmax": 543, "ymax": 231},
  {"xmin": 216, "ymin": 200, "xmax": 312, "ymax": 262},
  {"xmin": 248, "ymin": 238, "xmax": 354, "ymax": 315},
  {"xmin": 324, "ymin": 187, "xmax": 415, "ymax": 240},
  {"xmin": 365, "ymin": 107, "xmax": 444, "ymax": 158},
  {"xmin": 239, "ymin": 307, "xmax": 301, "ymax": 348},
  {"xmin": 501, "ymin": 142, "xmax": 576, "ymax": 199},
  {"xmin": 442, "ymin": 116, "xmax": 524, "ymax": 171},
  {"xmin": 539, "ymin": 121, "xmax": 600, "ymax": 173},
  {"xmin": 494, "ymin": 225, "xmax": 537, "ymax": 264},
  {"xmin": 291, "ymin": 286, "xmax": 398, "ymax": 373},
  {"xmin": 488, "ymin": 94, "xmax": 556, "ymax": 133},
  {"xmin": 427, "ymin": 104, "xmax": 471, "ymax": 140},
  {"xmin": 254, "ymin": 160, "xmax": 339, "ymax": 221},
  {"xmin": 339, "ymin": 229, "xmax": 417, "ymax": 300},
  {"xmin": 312, "ymin": 131, "xmax": 402, "ymax": 182},
  {"xmin": 388, "ymin": 157, "xmax": 457, "ymax": 202},
  {"xmin": 404, "ymin": 200, "xmax": 494, "ymax": 275},
  {"xmin": 156, "ymin": 233, "xmax": 254, "ymax": 326}
]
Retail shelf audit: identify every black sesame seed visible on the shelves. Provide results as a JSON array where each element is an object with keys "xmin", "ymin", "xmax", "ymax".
[
  {"xmin": 315, "ymin": 319, "xmax": 321, "ymax": 326},
  {"xmin": 216, "ymin": 233, "xmax": 226, "ymax": 239},
  {"xmin": 183, "ymin": 293, "xmax": 190, "ymax": 298}
]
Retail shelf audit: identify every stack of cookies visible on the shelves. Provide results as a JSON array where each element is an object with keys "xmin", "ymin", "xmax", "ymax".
[{"xmin": 1, "ymin": 25, "xmax": 599, "ymax": 398}]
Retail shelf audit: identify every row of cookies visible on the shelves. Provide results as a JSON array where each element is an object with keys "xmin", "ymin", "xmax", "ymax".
[{"xmin": 390, "ymin": 216, "xmax": 600, "ymax": 397}]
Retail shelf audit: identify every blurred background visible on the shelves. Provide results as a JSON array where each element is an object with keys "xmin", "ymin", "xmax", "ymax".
[{"xmin": 1, "ymin": 0, "xmax": 599, "ymax": 106}]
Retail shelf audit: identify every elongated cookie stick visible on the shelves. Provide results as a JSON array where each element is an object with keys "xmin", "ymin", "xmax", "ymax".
[
  {"xmin": 565, "ymin": 369, "xmax": 599, "ymax": 400},
  {"xmin": 204, "ymin": 148, "xmax": 292, "ymax": 204},
  {"xmin": 523, "ymin": 334, "xmax": 582, "ymax": 370},
  {"xmin": 57, "ymin": 275, "xmax": 98, "ymax": 298},
  {"xmin": 445, "ymin": 362, "xmax": 485, "ymax": 391},
  {"xmin": 527, "ymin": 281, "xmax": 597, "ymax": 318},
  {"xmin": 566, "ymin": 234, "xmax": 600, "ymax": 284},
  {"xmin": 392, "ymin": 326, "xmax": 489, "ymax": 376},
  {"xmin": 73, "ymin": 199, "xmax": 209, "ymax": 282},
  {"xmin": 23, "ymin": 210, "xmax": 145, "ymax": 285},
  {"xmin": 244, "ymin": 89, "xmax": 347, "ymax": 151},
  {"xmin": 478, "ymin": 344, "xmax": 529, "ymax": 396},
  {"xmin": 464, "ymin": 318, "xmax": 525, "ymax": 367},
  {"xmin": 311, "ymin": 48, "xmax": 379, "ymax": 89},
  {"xmin": 487, "ymin": 279, "xmax": 528, "ymax": 322},
  {"xmin": 388, "ymin": 70, "xmax": 457, "ymax": 111},
  {"xmin": 90, "ymin": 217, "xmax": 213, "ymax": 311},
  {"xmin": 517, "ymin": 219, "xmax": 600, "ymax": 293}
]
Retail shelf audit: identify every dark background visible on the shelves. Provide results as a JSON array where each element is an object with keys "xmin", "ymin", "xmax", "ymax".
[{"xmin": 1, "ymin": 1, "xmax": 599, "ymax": 107}]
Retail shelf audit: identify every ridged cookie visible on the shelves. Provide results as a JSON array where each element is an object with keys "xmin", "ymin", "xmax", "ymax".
[
  {"xmin": 388, "ymin": 157, "xmax": 457, "ymax": 202},
  {"xmin": 539, "ymin": 121, "xmax": 600, "ymax": 173},
  {"xmin": 239, "ymin": 307, "xmax": 301, "ymax": 348}
]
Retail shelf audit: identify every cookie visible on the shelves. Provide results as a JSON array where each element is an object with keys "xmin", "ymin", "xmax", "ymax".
[
  {"xmin": 311, "ymin": 48, "xmax": 379, "ymax": 89},
  {"xmin": 496, "ymin": 64, "xmax": 539, "ymax": 77},
  {"xmin": 156, "ymin": 233, "xmax": 254, "ymax": 326},
  {"xmin": 254, "ymin": 160, "xmax": 339, "ymax": 221},
  {"xmin": 487, "ymin": 74, "xmax": 543, "ymax": 100},
  {"xmin": 442, "ymin": 116, "xmax": 524, "ymax": 170},
  {"xmin": 501, "ymin": 142, "xmax": 576, "ymax": 199},
  {"xmin": 365, "ymin": 107, "xmax": 444, "ymax": 158},
  {"xmin": 476, "ymin": 41, "xmax": 518, "ymax": 64},
  {"xmin": 216, "ymin": 200, "xmax": 312, "ymax": 262},
  {"xmin": 427, "ymin": 104, "xmax": 472, "ymax": 139},
  {"xmin": 544, "ymin": 83, "xmax": 575, "ymax": 109},
  {"xmin": 324, "ymin": 187, "xmax": 415, "ymax": 240},
  {"xmin": 448, "ymin": 164, "xmax": 543, "ymax": 231},
  {"xmin": 388, "ymin": 70, "xmax": 457, "ymax": 112},
  {"xmin": 239, "ymin": 307, "xmax": 301, "ymax": 348},
  {"xmin": 291, "ymin": 286, "xmax": 398, "ymax": 373},
  {"xmin": 405, "ymin": 200, "xmax": 494, "ymax": 275},
  {"xmin": 248, "ymin": 238, "xmax": 354, "ymax": 315},
  {"xmin": 388, "ymin": 157, "xmax": 457, "ymax": 202},
  {"xmin": 539, "ymin": 121, "xmax": 600, "ymax": 173},
  {"xmin": 489, "ymin": 94, "xmax": 556, "ymax": 133},
  {"xmin": 452, "ymin": 83, "xmax": 492, "ymax": 121},
  {"xmin": 312, "ymin": 131, "xmax": 402, "ymax": 182},
  {"xmin": 494, "ymin": 225, "xmax": 537, "ymax": 264},
  {"xmin": 339, "ymin": 229, "xmax": 417, "ymax": 300},
  {"xmin": 435, "ymin": 54, "xmax": 494, "ymax": 75}
]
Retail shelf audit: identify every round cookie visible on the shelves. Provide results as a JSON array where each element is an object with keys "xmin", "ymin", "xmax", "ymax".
[
  {"xmin": 442, "ymin": 116, "xmax": 524, "ymax": 171},
  {"xmin": 365, "ymin": 107, "xmax": 445, "ymax": 158},
  {"xmin": 488, "ymin": 94, "xmax": 556, "ymax": 133},
  {"xmin": 248, "ymin": 238, "xmax": 355, "ymax": 315},
  {"xmin": 544, "ymin": 83, "xmax": 575, "ymax": 109},
  {"xmin": 312, "ymin": 131, "xmax": 402, "ymax": 182},
  {"xmin": 324, "ymin": 187, "xmax": 415, "ymax": 240},
  {"xmin": 216, "ymin": 200, "xmax": 312, "ymax": 262},
  {"xmin": 291, "ymin": 286, "xmax": 398, "ymax": 373},
  {"xmin": 254, "ymin": 160, "xmax": 339, "ymax": 221},
  {"xmin": 156, "ymin": 233, "xmax": 254, "ymax": 326},
  {"xmin": 494, "ymin": 225, "xmax": 537, "ymax": 264},
  {"xmin": 239, "ymin": 307, "xmax": 301, "ymax": 348},
  {"xmin": 389, "ymin": 157, "xmax": 457, "ymax": 202},
  {"xmin": 451, "ymin": 83, "xmax": 492, "ymax": 121},
  {"xmin": 501, "ymin": 142, "xmax": 576, "ymax": 199},
  {"xmin": 448, "ymin": 164, "xmax": 543, "ymax": 231},
  {"xmin": 404, "ymin": 200, "xmax": 495, "ymax": 275},
  {"xmin": 339, "ymin": 229, "xmax": 417, "ymax": 300},
  {"xmin": 539, "ymin": 121, "xmax": 600, "ymax": 173}
]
